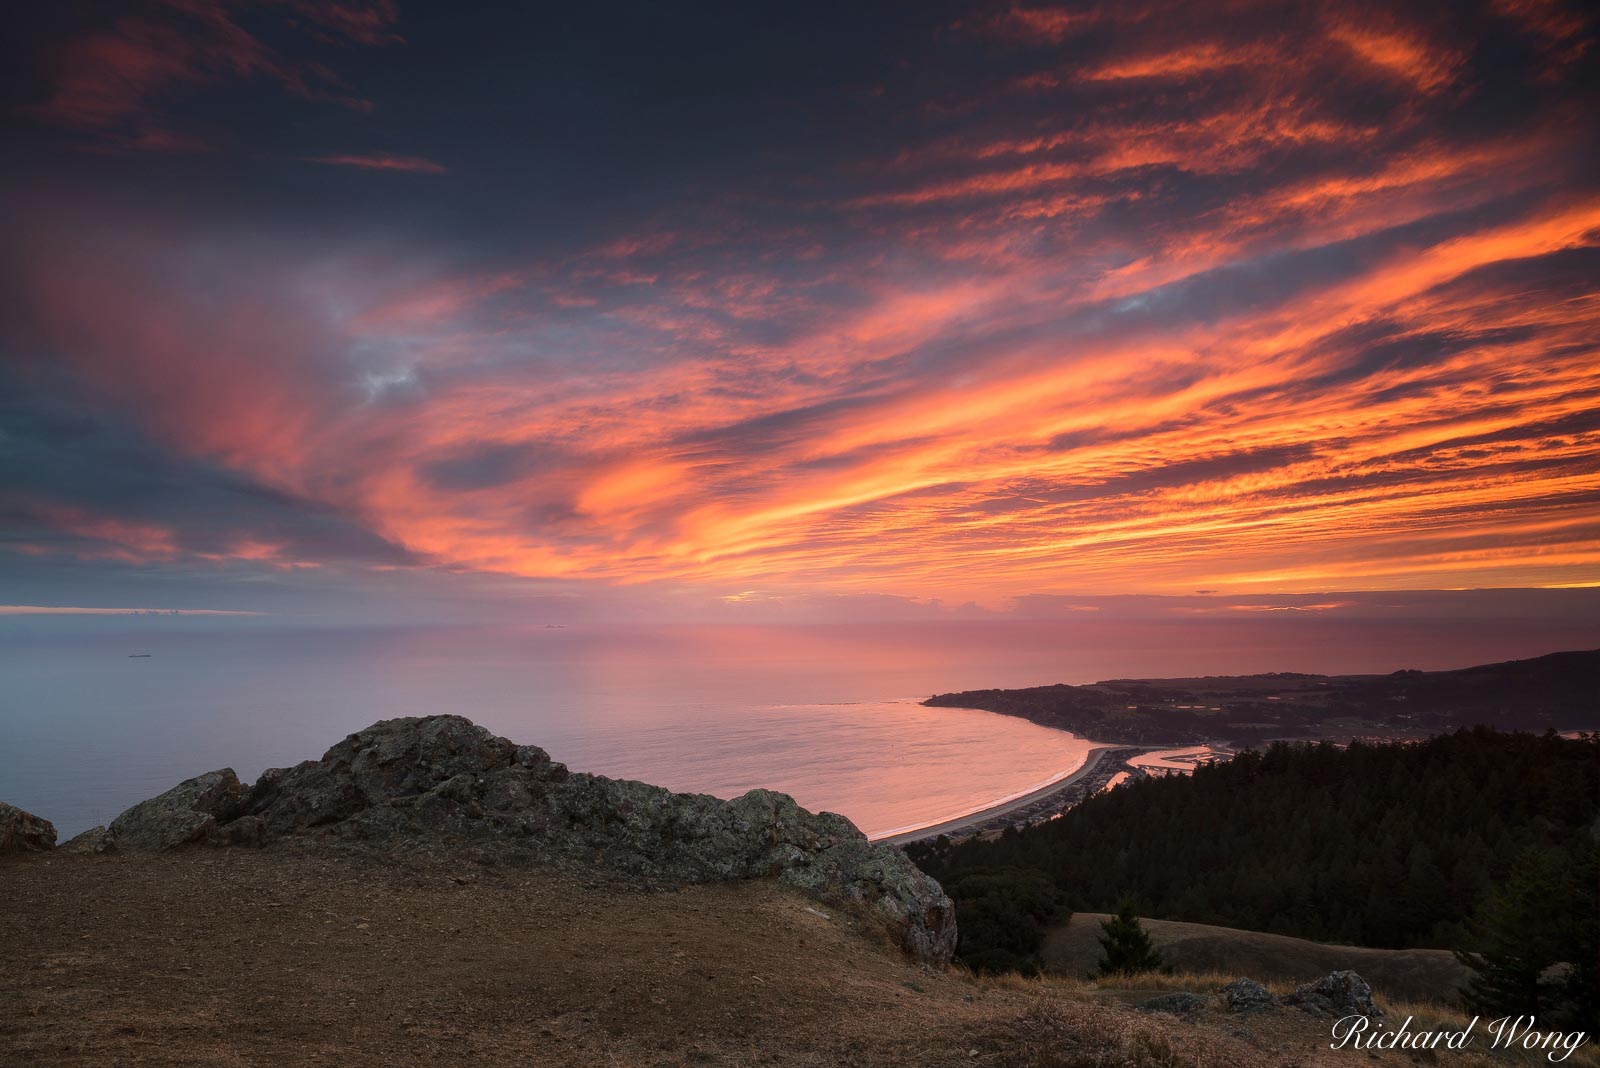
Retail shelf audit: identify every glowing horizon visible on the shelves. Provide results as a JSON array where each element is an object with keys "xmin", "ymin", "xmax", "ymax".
[{"xmin": 4, "ymin": 0, "xmax": 1599, "ymax": 614}]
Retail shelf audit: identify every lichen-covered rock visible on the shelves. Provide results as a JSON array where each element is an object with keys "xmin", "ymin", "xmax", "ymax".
[
  {"xmin": 61, "ymin": 825, "xmax": 116, "ymax": 854},
  {"xmin": 1220, "ymin": 977, "xmax": 1276, "ymax": 1013},
  {"xmin": 112, "ymin": 715, "xmax": 957, "ymax": 963},
  {"xmin": 244, "ymin": 716, "xmax": 525, "ymax": 835},
  {"xmin": 1286, "ymin": 970, "xmax": 1381, "ymax": 1019},
  {"xmin": 109, "ymin": 769, "xmax": 247, "ymax": 851},
  {"xmin": 0, "ymin": 802, "xmax": 56, "ymax": 853},
  {"xmin": 1139, "ymin": 992, "xmax": 1210, "ymax": 1016}
]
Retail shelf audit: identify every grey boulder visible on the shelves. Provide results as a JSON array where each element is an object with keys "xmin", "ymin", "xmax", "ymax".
[
  {"xmin": 61, "ymin": 825, "xmax": 116, "ymax": 854},
  {"xmin": 1286, "ymin": 970, "xmax": 1382, "ymax": 1019},
  {"xmin": 109, "ymin": 769, "xmax": 247, "ymax": 851},
  {"xmin": 1219, "ymin": 977, "xmax": 1276, "ymax": 1013},
  {"xmin": 1139, "ymin": 992, "xmax": 1211, "ymax": 1017},
  {"xmin": 0, "ymin": 802, "xmax": 56, "ymax": 853}
]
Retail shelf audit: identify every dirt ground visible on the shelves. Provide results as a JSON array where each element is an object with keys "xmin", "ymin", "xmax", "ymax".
[{"xmin": 3, "ymin": 849, "xmax": 1587, "ymax": 1067}]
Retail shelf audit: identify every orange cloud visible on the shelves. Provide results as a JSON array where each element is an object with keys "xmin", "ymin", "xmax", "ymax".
[
  {"xmin": 1327, "ymin": 18, "xmax": 1464, "ymax": 94},
  {"xmin": 8, "ymin": 0, "xmax": 1599, "ymax": 608},
  {"xmin": 1077, "ymin": 42, "xmax": 1272, "ymax": 82}
]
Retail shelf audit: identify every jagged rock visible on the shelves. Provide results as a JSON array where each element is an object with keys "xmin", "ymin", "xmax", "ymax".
[
  {"xmin": 1219, "ymin": 977, "xmax": 1276, "ymax": 1013},
  {"xmin": 109, "ymin": 769, "xmax": 247, "ymax": 851},
  {"xmin": 1139, "ymin": 992, "xmax": 1210, "ymax": 1016},
  {"xmin": 62, "ymin": 826, "xmax": 116, "ymax": 854},
  {"xmin": 221, "ymin": 815, "xmax": 265, "ymax": 846},
  {"xmin": 0, "ymin": 802, "xmax": 56, "ymax": 853},
  {"xmin": 113, "ymin": 715, "xmax": 958, "ymax": 963},
  {"xmin": 1286, "ymin": 970, "xmax": 1382, "ymax": 1019}
]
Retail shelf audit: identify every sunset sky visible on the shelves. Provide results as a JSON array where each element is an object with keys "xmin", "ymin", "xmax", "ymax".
[{"xmin": 4, "ymin": 0, "xmax": 1599, "ymax": 621}]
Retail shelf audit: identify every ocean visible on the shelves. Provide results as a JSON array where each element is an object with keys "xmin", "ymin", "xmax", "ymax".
[{"xmin": 2, "ymin": 617, "xmax": 1594, "ymax": 840}]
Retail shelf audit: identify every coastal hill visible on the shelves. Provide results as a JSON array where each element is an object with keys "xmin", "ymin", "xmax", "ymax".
[
  {"xmin": 5, "ymin": 715, "xmax": 1554, "ymax": 1067},
  {"xmin": 924, "ymin": 648, "xmax": 1600, "ymax": 745}
]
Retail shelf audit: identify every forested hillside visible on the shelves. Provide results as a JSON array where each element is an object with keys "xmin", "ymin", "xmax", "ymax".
[{"xmin": 911, "ymin": 729, "xmax": 1598, "ymax": 954}]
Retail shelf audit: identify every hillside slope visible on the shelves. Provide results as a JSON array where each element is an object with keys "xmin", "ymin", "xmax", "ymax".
[
  {"xmin": 1043, "ymin": 913, "xmax": 1469, "ymax": 1003},
  {"xmin": 913, "ymin": 729, "xmax": 1600, "ymax": 951},
  {"xmin": 2, "ymin": 849, "xmax": 1580, "ymax": 1068}
]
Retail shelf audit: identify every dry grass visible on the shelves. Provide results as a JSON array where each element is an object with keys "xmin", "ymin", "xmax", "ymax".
[
  {"xmin": 966, "ymin": 969, "xmax": 1600, "ymax": 1068},
  {"xmin": 1043, "ymin": 913, "xmax": 1467, "ymax": 1004},
  {"xmin": 5, "ymin": 852, "xmax": 1593, "ymax": 1068},
  {"xmin": 1070, "ymin": 970, "xmax": 1297, "ymax": 996},
  {"xmin": 1374, "ymin": 998, "xmax": 1600, "ymax": 1068},
  {"xmin": 956, "ymin": 1002, "xmax": 1195, "ymax": 1067}
]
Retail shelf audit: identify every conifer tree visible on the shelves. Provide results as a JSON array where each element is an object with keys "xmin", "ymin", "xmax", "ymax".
[
  {"xmin": 1455, "ymin": 847, "xmax": 1566, "ymax": 1019},
  {"xmin": 1097, "ymin": 899, "xmax": 1166, "ymax": 976},
  {"xmin": 1553, "ymin": 845, "xmax": 1599, "ymax": 1031}
]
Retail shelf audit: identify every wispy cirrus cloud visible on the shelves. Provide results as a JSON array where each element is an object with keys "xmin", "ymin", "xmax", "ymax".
[
  {"xmin": 0, "ymin": 605, "xmax": 264, "ymax": 616},
  {"xmin": 303, "ymin": 152, "xmax": 449, "ymax": 174},
  {"xmin": 21, "ymin": 0, "xmax": 400, "ymax": 151}
]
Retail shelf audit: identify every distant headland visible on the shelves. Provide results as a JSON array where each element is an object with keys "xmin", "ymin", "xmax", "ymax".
[{"xmin": 925, "ymin": 649, "xmax": 1600, "ymax": 747}]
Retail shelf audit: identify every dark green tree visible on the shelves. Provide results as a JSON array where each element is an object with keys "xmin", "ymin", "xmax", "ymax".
[
  {"xmin": 949, "ymin": 868, "xmax": 1067, "ymax": 974},
  {"xmin": 1097, "ymin": 898, "xmax": 1166, "ymax": 977},
  {"xmin": 1551, "ymin": 844, "xmax": 1599, "ymax": 1032},
  {"xmin": 912, "ymin": 731, "xmax": 1599, "ymax": 952},
  {"xmin": 1455, "ymin": 847, "xmax": 1569, "ymax": 1020}
]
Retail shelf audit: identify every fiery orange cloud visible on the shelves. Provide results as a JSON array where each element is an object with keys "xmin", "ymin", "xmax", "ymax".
[
  {"xmin": 1078, "ymin": 42, "xmax": 1273, "ymax": 82},
  {"xmin": 1326, "ymin": 18, "xmax": 1464, "ymax": 94}
]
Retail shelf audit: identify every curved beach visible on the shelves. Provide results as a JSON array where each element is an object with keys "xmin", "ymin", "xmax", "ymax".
[{"xmin": 871, "ymin": 744, "xmax": 1115, "ymax": 846}]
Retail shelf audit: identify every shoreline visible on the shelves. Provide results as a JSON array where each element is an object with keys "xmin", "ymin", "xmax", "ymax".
[{"xmin": 872, "ymin": 745, "xmax": 1119, "ymax": 847}]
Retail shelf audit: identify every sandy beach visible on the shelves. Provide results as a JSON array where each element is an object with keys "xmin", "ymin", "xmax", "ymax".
[{"xmin": 872, "ymin": 745, "xmax": 1116, "ymax": 846}]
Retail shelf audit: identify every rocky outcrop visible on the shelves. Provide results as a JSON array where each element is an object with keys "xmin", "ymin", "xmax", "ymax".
[
  {"xmin": 98, "ymin": 715, "xmax": 957, "ymax": 963},
  {"xmin": 1285, "ymin": 970, "xmax": 1381, "ymax": 1019},
  {"xmin": 1216, "ymin": 972, "xmax": 1382, "ymax": 1020},
  {"xmin": 108, "ymin": 769, "xmax": 248, "ymax": 851},
  {"xmin": 61, "ymin": 825, "xmax": 116, "ymax": 854},
  {"xmin": 0, "ymin": 802, "xmax": 56, "ymax": 853},
  {"xmin": 1219, "ymin": 977, "xmax": 1275, "ymax": 1013}
]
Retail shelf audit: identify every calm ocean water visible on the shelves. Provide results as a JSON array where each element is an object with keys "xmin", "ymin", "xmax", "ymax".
[{"xmin": 2, "ymin": 618, "xmax": 1595, "ymax": 839}]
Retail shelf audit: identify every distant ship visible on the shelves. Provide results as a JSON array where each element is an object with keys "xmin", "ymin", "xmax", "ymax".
[{"xmin": 128, "ymin": 653, "xmax": 153, "ymax": 658}]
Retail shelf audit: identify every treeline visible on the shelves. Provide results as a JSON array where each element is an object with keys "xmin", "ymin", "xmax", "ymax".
[
  {"xmin": 911, "ymin": 729, "xmax": 1598, "ymax": 961},
  {"xmin": 925, "ymin": 682, "xmax": 1224, "ymax": 744}
]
